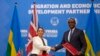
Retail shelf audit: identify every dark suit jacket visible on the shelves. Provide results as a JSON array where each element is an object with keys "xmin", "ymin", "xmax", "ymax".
[{"xmin": 55, "ymin": 28, "xmax": 87, "ymax": 56}]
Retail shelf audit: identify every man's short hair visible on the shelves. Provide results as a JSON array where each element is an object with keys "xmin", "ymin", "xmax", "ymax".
[{"xmin": 67, "ymin": 17, "xmax": 77, "ymax": 24}]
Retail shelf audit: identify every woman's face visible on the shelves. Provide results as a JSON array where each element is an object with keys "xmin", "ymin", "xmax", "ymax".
[{"xmin": 37, "ymin": 28, "xmax": 44, "ymax": 37}]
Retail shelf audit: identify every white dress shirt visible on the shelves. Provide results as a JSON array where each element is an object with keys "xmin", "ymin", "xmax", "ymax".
[{"xmin": 68, "ymin": 28, "xmax": 75, "ymax": 42}]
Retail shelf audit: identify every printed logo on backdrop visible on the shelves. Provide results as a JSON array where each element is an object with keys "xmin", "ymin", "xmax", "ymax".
[
  {"xmin": 21, "ymin": 29, "xmax": 28, "ymax": 37},
  {"xmin": 50, "ymin": 17, "xmax": 59, "ymax": 26},
  {"xmin": 44, "ymin": 29, "xmax": 58, "ymax": 38}
]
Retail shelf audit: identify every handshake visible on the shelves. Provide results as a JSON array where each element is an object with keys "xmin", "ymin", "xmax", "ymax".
[{"xmin": 50, "ymin": 47, "xmax": 56, "ymax": 51}]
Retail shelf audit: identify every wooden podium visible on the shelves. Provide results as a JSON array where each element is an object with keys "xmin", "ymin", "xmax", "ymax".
[{"xmin": 62, "ymin": 42, "xmax": 79, "ymax": 55}]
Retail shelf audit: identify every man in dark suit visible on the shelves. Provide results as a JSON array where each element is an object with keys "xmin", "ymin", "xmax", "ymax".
[{"xmin": 51, "ymin": 18, "xmax": 87, "ymax": 56}]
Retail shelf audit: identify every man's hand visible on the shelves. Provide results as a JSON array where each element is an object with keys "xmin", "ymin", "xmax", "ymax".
[{"xmin": 77, "ymin": 51, "xmax": 82, "ymax": 55}]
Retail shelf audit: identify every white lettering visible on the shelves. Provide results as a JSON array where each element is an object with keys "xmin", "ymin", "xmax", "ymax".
[
  {"xmin": 72, "ymin": 4, "xmax": 91, "ymax": 8},
  {"xmin": 94, "ymin": 4, "xmax": 100, "ymax": 8},
  {"xmin": 60, "ymin": 4, "xmax": 71, "ymax": 8}
]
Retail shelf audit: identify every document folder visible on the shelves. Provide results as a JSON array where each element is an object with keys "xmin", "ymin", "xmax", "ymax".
[{"xmin": 62, "ymin": 42, "xmax": 78, "ymax": 55}]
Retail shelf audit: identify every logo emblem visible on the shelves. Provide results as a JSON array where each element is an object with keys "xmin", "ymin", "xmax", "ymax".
[{"xmin": 50, "ymin": 17, "xmax": 59, "ymax": 26}]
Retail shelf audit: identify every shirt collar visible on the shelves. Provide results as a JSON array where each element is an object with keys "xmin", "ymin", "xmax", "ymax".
[{"xmin": 70, "ymin": 28, "xmax": 75, "ymax": 32}]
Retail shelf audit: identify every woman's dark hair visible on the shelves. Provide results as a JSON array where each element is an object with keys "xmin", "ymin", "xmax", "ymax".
[{"xmin": 37, "ymin": 27, "xmax": 44, "ymax": 32}]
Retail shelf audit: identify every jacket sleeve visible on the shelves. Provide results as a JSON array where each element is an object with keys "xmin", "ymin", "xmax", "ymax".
[
  {"xmin": 79, "ymin": 30, "xmax": 87, "ymax": 54},
  {"xmin": 55, "ymin": 32, "xmax": 66, "ymax": 51}
]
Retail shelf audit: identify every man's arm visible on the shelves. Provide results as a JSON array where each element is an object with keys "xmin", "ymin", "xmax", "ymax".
[
  {"xmin": 52, "ymin": 32, "xmax": 67, "ymax": 51},
  {"xmin": 79, "ymin": 30, "xmax": 87, "ymax": 54}
]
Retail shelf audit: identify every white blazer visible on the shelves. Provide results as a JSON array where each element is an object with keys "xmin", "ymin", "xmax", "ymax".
[{"xmin": 31, "ymin": 36, "xmax": 51, "ymax": 55}]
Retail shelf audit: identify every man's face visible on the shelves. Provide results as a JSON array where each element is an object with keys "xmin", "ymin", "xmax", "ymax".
[
  {"xmin": 37, "ymin": 28, "xmax": 44, "ymax": 37},
  {"xmin": 68, "ymin": 19, "xmax": 76, "ymax": 29}
]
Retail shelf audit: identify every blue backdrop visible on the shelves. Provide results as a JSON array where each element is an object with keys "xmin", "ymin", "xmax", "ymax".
[{"xmin": 0, "ymin": 0, "xmax": 100, "ymax": 56}]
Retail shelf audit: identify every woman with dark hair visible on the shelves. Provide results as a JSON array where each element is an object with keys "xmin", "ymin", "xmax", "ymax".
[{"xmin": 30, "ymin": 27, "xmax": 51, "ymax": 56}]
